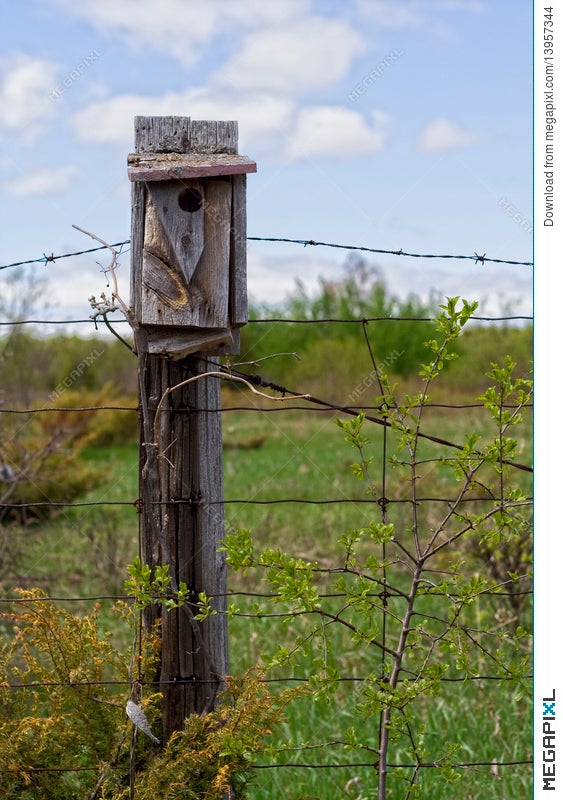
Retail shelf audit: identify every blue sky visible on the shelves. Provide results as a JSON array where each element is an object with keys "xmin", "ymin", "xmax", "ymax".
[{"xmin": 0, "ymin": 0, "xmax": 532, "ymax": 324}]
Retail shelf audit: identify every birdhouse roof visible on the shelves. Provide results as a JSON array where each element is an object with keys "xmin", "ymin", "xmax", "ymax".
[{"xmin": 127, "ymin": 151, "xmax": 257, "ymax": 181}]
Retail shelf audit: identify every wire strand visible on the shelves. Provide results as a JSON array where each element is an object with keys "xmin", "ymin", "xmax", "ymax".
[{"xmin": 0, "ymin": 236, "xmax": 533, "ymax": 272}]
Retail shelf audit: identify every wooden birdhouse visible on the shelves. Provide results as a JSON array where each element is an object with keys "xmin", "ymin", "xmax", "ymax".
[{"xmin": 128, "ymin": 116, "xmax": 256, "ymax": 358}]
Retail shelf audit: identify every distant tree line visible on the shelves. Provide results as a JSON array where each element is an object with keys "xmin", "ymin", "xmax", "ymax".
[{"xmin": 0, "ymin": 257, "xmax": 531, "ymax": 409}]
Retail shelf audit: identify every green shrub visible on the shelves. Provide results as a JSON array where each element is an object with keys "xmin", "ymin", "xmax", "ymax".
[
  {"xmin": 0, "ymin": 591, "xmax": 299, "ymax": 799},
  {"xmin": 222, "ymin": 298, "xmax": 532, "ymax": 799},
  {"xmin": 240, "ymin": 257, "xmax": 444, "ymax": 392},
  {"xmin": 0, "ymin": 399, "xmax": 105, "ymax": 526}
]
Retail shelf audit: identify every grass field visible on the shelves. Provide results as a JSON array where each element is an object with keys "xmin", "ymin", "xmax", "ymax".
[{"xmin": 5, "ymin": 397, "xmax": 532, "ymax": 799}]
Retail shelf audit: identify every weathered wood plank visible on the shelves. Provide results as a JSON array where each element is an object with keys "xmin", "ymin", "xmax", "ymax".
[
  {"xmin": 192, "ymin": 178, "xmax": 231, "ymax": 329},
  {"xmin": 190, "ymin": 119, "xmax": 238, "ymax": 153},
  {"xmin": 145, "ymin": 326, "xmax": 234, "ymax": 359},
  {"xmin": 128, "ymin": 152, "xmax": 257, "ymax": 182},
  {"xmin": 134, "ymin": 116, "xmax": 191, "ymax": 152},
  {"xmin": 230, "ymin": 174, "xmax": 248, "ymax": 326},
  {"xmin": 130, "ymin": 179, "xmax": 146, "ymax": 334},
  {"xmin": 132, "ymin": 116, "xmax": 230, "ymax": 743}
]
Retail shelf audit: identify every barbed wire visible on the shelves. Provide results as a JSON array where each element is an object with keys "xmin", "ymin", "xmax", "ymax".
[
  {"xmin": 209, "ymin": 363, "xmax": 533, "ymax": 473},
  {"xmin": 0, "ymin": 318, "xmax": 120, "ymax": 326},
  {"xmin": 247, "ymin": 236, "xmax": 533, "ymax": 266},
  {"xmin": 0, "ymin": 236, "xmax": 533, "ymax": 273},
  {"xmin": 0, "ymin": 241, "xmax": 131, "ymax": 271}
]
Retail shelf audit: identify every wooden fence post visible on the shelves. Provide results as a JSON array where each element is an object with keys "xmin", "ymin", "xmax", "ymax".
[{"xmin": 128, "ymin": 116, "xmax": 256, "ymax": 741}]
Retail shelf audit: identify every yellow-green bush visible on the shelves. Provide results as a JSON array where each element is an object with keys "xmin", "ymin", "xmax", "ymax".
[{"xmin": 0, "ymin": 591, "xmax": 300, "ymax": 799}]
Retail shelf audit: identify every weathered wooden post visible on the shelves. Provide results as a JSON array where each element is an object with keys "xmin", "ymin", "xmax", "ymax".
[{"xmin": 128, "ymin": 116, "xmax": 256, "ymax": 741}]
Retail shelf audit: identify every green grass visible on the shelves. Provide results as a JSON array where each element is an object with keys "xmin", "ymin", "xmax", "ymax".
[
  {"xmin": 4, "ymin": 402, "xmax": 532, "ymax": 799},
  {"xmin": 222, "ymin": 405, "xmax": 532, "ymax": 799},
  {"xmin": 14, "ymin": 444, "xmax": 139, "ymax": 598}
]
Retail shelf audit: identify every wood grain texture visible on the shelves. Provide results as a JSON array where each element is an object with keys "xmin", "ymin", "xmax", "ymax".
[
  {"xmin": 193, "ymin": 178, "xmax": 231, "ymax": 328},
  {"xmin": 132, "ymin": 117, "xmax": 230, "ymax": 741},
  {"xmin": 155, "ymin": 356, "xmax": 228, "ymax": 736},
  {"xmin": 230, "ymin": 174, "xmax": 248, "ymax": 326},
  {"xmin": 134, "ymin": 116, "xmax": 191, "ymax": 152},
  {"xmin": 140, "ymin": 178, "xmax": 232, "ymax": 330},
  {"xmin": 190, "ymin": 119, "xmax": 238, "ymax": 153},
  {"xmin": 141, "ymin": 180, "xmax": 204, "ymax": 327}
]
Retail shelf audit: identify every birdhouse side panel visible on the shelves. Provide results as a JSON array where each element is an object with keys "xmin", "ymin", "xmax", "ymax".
[{"xmin": 230, "ymin": 173, "xmax": 248, "ymax": 327}]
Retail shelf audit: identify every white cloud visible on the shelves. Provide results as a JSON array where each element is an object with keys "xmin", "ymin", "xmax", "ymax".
[
  {"xmin": 417, "ymin": 118, "xmax": 476, "ymax": 152},
  {"xmin": 285, "ymin": 107, "xmax": 389, "ymax": 161},
  {"xmin": 72, "ymin": 90, "xmax": 392, "ymax": 165},
  {"xmin": 50, "ymin": 0, "xmax": 215, "ymax": 63},
  {"xmin": 3, "ymin": 165, "xmax": 78, "ymax": 197},
  {"xmin": 248, "ymin": 247, "xmax": 531, "ymax": 316},
  {"xmin": 248, "ymin": 249, "xmax": 343, "ymax": 305},
  {"xmin": 210, "ymin": 0, "xmax": 310, "ymax": 27},
  {"xmin": 71, "ymin": 89, "xmax": 294, "ymax": 151},
  {"xmin": 376, "ymin": 259, "xmax": 531, "ymax": 317},
  {"xmin": 429, "ymin": 1, "xmax": 485, "ymax": 10},
  {"xmin": 355, "ymin": 0, "xmax": 422, "ymax": 28},
  {"xmin": 71, "ymin": 94, "xmax": 170, "ymax": 145},
  {"xmin": 49, "ymin": 0, "xmax": 311, "ymax": 65},
  {"xmin": 170, "ymin": 92, "xmax": 295, "ymax": 148},
  {"xmin": 355, "ymin": 0, "xmax": 484, "ymax": 26},
  {"xmin": 216, "ymin": 18, "xmax": 365, "ymax": 93},
  {"xmin": 0, "ymin": 54, "xmax": 59, "ymax": 140}
]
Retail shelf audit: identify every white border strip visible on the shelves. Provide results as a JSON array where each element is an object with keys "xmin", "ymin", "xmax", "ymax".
[{"xmin": 534, "ymin": 2, "xmax": 562, "ymax": 797}]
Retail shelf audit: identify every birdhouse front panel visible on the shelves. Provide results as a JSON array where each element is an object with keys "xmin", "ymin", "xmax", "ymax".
[{"xmin": 141, "ymin": 178, "xmax": 232, "ymax": 330}]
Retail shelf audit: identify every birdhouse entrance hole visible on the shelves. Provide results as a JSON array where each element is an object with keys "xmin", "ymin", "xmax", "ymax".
[{"xmin": 178, "ymin": 187, "xmax": 203, "ymax": 212}]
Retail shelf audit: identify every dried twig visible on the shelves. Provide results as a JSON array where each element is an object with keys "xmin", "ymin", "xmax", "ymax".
[{"xmin": 72, "ymin": 225, "xmax": 133, "ymax": 325}]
